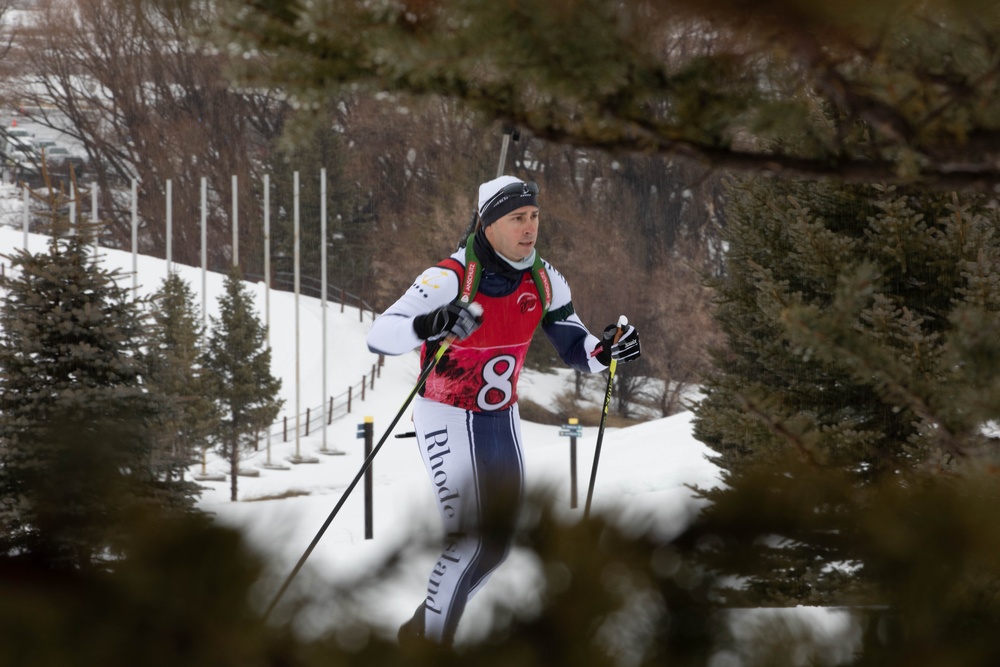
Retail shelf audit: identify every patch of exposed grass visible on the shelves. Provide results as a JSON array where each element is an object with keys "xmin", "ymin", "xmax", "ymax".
[
  {"xmin": 517, "ymin": 397, "xmax": 565, "ymax": 425},
  {"xmin": 519, "ymin": 396, "xmax": 642, "ymax": 428},
  {"xmin": 243, "ymin": 489, "xmax": 312, "ymax": 502}
]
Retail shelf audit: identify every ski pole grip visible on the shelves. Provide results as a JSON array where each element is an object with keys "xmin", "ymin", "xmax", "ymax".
[
  {"xmin": 438, "ymin": 301, "xmax": 484, "ymax": 350},
  {"xmin": 613, "ymin": 315, "xmax": 628, "ymax": 344}
]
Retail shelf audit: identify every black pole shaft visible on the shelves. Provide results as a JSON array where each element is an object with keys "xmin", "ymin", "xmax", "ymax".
[
  {"xmin": 262, "ymin": 344, "xmax": 449, "ymax": 621},
  {"xmin": 583, "ymin": 320, "xmax": 625, "ymax": 520},
  {"xmin": 364, "ymin": 418, "xmax": 373, "ymax": 540},
  {"xmin": 584, "ymin": 365, "xmax": 616, "ymax": 519},
  {"xmin": 570, "ymin": 435, "xmax": 578, "ymax": 509}
]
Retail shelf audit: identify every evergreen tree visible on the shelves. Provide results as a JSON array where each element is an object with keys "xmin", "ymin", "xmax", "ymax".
[
  {"xmin": 694, "ymin": 179, "xmax": 1000, "ymax": 604},
  {"xmin": 202, "ymin": 268, "xmax": 283, "ymax": 501},
  {"xmin": 146, "ymin": 274, "xmax": 220, "ymax": 502},
  {"xmin": 0, "ymin": 228, "xmax": 184, "ymax": 568}
]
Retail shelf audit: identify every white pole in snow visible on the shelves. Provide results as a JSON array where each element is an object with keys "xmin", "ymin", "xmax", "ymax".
[
  {"xmin": 320, "ymin": 168, "xmax": 329, "ymax": 453},
  {"xmin": 232, "ymin": 175, "xmax": 238, "ymax": 267},
  {"xmin": 131, "ymin": 179, "xmax": 138, "ymax": 296},
  {"xmin": 287, "ymin": 172, "xmax": 315, "ymax": 466},
  {"xmin": 22, "ymin": 185, "xmax": 28, "ymax": 251},
  {"xmin": 264, "ymin": 173, "xmax": 271, "ymax": 348},
  {"xmin": 166, "ymin": 178, "xmax": 172, "ymax": 276},
  {"xmin": 91, "ymin": 183, "xmax": 99, "ymax": 260},
  {"xmin": 294, "ymin": 170, "xmax": 302, "ymax": 460},
  {"xmin": 201, "ymin": 177, "xmax": 207, "ymax": 329},
  {"xmin": 69, "ymin": 182, "xmax": 75, "ymax": 235},
  {"xmin": 259, "ymin": 175, "xmax": 286, "ymax": 471},
  {"xmin": 264, "ymin": 174, "xmax": 273, "ymax": 462}
]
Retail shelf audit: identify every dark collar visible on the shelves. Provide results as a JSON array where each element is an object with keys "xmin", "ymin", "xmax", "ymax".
[{"xmin": 474, "ymin": 227, "xmax": 526, "ymax": 280}]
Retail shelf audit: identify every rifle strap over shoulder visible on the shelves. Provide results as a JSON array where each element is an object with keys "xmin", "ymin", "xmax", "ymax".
[{"xmin": 440, "ymin": 233, "xmax": 551, "ymax": 314}]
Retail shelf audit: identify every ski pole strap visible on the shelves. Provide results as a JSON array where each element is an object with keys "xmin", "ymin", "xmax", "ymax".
[{"xmin": 455, "ymin": 233, "xmax": 551, "ymax": 314}]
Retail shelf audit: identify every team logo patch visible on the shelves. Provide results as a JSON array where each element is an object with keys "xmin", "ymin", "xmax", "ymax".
[
  {"xmin": 461, "ymin": 261, "xmax": 478, "ymax": 303},
  {"xmin": 539, "ymin": 271, "xmax": 552, "ymax": 304},
  {"xmin": 421, "ymin": 270, "xmax": 450, "ymax": 288},
  {"xmin": 517, "ymin": 292, "xmax": 539, "ymax": 314},
  {"xmin": 412, "ymin": 270, "xmax": 451, "ymax": 298}
]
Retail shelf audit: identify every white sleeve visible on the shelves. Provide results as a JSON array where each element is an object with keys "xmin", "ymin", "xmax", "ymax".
[{"xmin": 366, "ymin": 264, "xmax": 460, "ymax": 356}]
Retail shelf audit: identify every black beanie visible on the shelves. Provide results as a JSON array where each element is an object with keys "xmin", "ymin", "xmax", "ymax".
[{"xmin": 478, "ymin": 176, "xmax": 539, "ymax": 227}]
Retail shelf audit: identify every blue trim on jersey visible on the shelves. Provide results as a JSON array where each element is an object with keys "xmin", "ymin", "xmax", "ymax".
[{"xmin": 543, "ymin": 318, "xmax": 595, "ymax": 373}]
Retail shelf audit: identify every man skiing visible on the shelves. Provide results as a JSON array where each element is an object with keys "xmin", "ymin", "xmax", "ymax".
[{"xmin": 366, "ymin": 175, "xmax": 641, "ymax": 646}]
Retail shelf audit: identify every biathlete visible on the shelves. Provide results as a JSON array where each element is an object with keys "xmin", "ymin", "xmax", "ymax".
[{"xmin": 366, "ymin": 175, "xmax": 641, "ymax": 646}]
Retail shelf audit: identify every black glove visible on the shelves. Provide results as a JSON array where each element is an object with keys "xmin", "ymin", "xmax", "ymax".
[
  {"xmin": 594, "ymin": 323, "xmax": 641, "ymax": 365},
  {"xmin": 413, "ymin": 302, "xmax": 483, "ymax": 342}
]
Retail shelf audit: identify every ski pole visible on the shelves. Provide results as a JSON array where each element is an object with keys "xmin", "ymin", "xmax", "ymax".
[
  {"xmin": 583, "ymin": 315, "xmax": 627, "ymax": 520},
  {"xmin": 262, "ymin": 306, "xmax": 481, "ymax": 620}
]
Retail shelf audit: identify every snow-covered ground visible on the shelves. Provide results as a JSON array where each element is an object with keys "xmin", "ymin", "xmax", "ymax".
[{"xmin": 0, "ymin": 190, "xmax": 857, "ymax": 656}]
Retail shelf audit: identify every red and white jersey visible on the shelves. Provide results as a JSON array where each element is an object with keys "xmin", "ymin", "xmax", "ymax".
[
  {"xmin": 421, "ymin": 269, "xmax": 543, "ymax": 411},
  {"xmin": 367, "ymin": 248, "xmax": 605, "ymax": 412}
]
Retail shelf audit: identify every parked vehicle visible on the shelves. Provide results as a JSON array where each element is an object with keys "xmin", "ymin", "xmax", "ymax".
[
  {"xmin": 1, "ymin": 141, "xmax": 41, "ymax": 184},
  {"xmin": 6, "ymin": 139, "xmax": 39, "ymax": 164},
  {"xmin": 5, "ymin": 128, "xmax": 34, "ymax": 142},
  {"xmin": 42, "ymin": 145, "xmax": 70, "ymax": 164},
  {"xmin": 41, "ymin": 145, "xmax": 85, "ymax": 171}
]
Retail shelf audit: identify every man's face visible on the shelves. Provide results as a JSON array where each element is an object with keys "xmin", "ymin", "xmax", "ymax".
[{"xmin": 484, "ymin": 205, "xmax": 539, "ymax": 262}]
